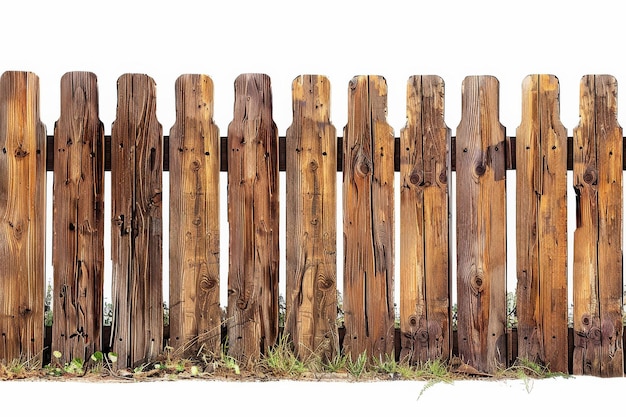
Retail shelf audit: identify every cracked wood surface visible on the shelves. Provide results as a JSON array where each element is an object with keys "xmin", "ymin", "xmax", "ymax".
[
  {"xmin": 342, "ymin": 75, "xmax": 395, "ymax": 361},
  {"xmin": 51, "ymin": 71, "xmax": 105, "ymax": 362}
]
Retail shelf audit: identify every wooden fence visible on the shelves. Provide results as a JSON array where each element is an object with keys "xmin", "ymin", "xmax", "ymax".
[{"xmin": 0, "ymin": 71, "xmax": 624, "ymax": 377}]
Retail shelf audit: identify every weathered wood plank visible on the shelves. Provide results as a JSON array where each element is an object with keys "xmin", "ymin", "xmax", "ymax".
[
  {"xmin": 399, "ymin": 75, "xmax": 451, "ymax": 365},
  {"xmin": 168, "ymin": 74, "xmax": 221, "ymax": 356},
  {"xmin": 456, "ymin": 75, "xmax": 507, "ymax": 374},
  {"xmin": 285, "ymin": 75, "xmax": 338, "ymax": 362},
  {"xmin": 0, "ymin": 71, "xmax": 46, "ymax": 363},
  {"xmin": 573, "ymin": 74, "xmax": 623, "ymax": 377},
  {"xmin": 51, "ymin": 71, "xmax": 105, "ymax": 362},
  {"xmin": 110, "ymin": 74, "xmax": 163, "ymax": 368},
  {"xmin": 515, "ymin": 74, "xmax": 569, "ymax": 373},
  {"xmin": 342, "ymin": 75, "xmax": 395, "ymax": 361},
  {"xmin": 227, "ymin": 73, "xmax": 279, "ymax": 365}
]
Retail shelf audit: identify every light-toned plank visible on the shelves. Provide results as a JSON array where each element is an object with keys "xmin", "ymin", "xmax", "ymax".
[
  {"xmin": 169, "ymin": 74, "xmax": 221, "ymax": 356},
  {"xmin": 0, "ymin": 71, "xmax": 46, "ymax": 363},
  {"xmin": 515, "ymin": 74, "xmax": 568, "ymax": 373},
  {"xmin": 52, "ymin": 71, "xmax": 105, "ymax": 362},
  {"xmin": 456, "ymin": 75, "xmax": 507, "ymax": 374},
  {"xmin": 285, "ymin": 74, "xmax": 338, "ymax": 362},
  {"xmin": 342, "ymin": 75, "xmax": 395, "ymax": 362},
  {"xmin": 399, "ymin": 75, "xmax": 451, "ymax": 364},
  {"xmin": 573, "ymin": 74, "xmax": 623, "ymax": 377}
]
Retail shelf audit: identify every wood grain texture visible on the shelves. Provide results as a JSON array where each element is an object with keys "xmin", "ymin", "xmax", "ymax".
[
  {"xmin": 399, "ymin": 75, "xmax": 451, "ymax": 365},
  {"xmin": 110, "ymin": 74, "xmax": 163, "ymax": 368},
  {"xmin": 51, "ymin": 72, "xmax": 105, "ymax": 362},
  {"xmin": 456, "ymin": 75, "xmax": 507, "ymax": 374},
  {"xmin": 0, "ymin": 71, "xmax": 46, "ymax": 363},
  {"xmin": 515, "ymin": 74, "xmax": 569, "ymax": 373},
  {"xmin": 342, "ymin": 75, "xmax": 395, "ymax": 361},
  {"xmin": 168, "ymin": 74, "xmax": 221, "ymax": 356},
  {"xmin": 227, "ymin": 74, "xmax": 279, "ymax": 365},
  {"xmin": 285, "ymin": 75, "xmax": 338, "ymax": 362},
  {"xmin": 573, "ymin": 74, "xmax": 623, "ymax": 377}
]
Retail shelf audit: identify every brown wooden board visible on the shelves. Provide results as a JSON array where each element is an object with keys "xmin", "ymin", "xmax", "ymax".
[
  {"xmin": 573, "ymin": 74, "xmax": 624, "ymax": 377},
  {"xmin": 227, "ymin": 73, "xmax": 279, "ymax": 365},
  {"xmin": 0, "ymin": 71, "xmax": 47, "ymax": 363},
  {"xmin": 399, "ymin": 75, "xmax": 451, "ymax": 364},
  {"xmin": 515, "ymin": 74, "xmax": 569, "ymax": 373},
  {"xmin": 168, "ymin": 74, "xmax": 221, "ymax": 356},
  {"xmin": 51, "ymin": 71, "xmax": 105, "ymax": 362},
  {"xmin": 342, "ymin": 75, "xmax": 395, "ymax": 361},
  {"xmin": 285, "ymin": 75, "xmax": 339, "ymax": 362},
  {"xmin": 110, "ymin": 74, "xmax": 163, "ymax": 368},
  {"xmin": 456, "ymin": 75, "xmax": 507, "ymax": 374}
]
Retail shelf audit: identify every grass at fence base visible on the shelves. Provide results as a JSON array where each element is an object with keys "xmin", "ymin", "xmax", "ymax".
[{"xmin": 0, "ymin": 330, "xmax": 570, "ymax": 383}]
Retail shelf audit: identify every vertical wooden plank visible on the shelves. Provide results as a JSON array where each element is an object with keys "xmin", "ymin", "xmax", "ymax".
[
  {"xmin": 227, "ymin": 73, "xmax": 279, "ymax": 365},
  {"xmin": 399, "ymin": 75, "xmax": 451, "ymax": 365},
  {"xmin": 52, "ymin": 71, "xmax": 105, "ymax": 362},
  {"xmin": 573, "ymin": 74, "xmax": 623, "ymax": 377},
  {"xmin": 110, "ymin": 74, "xmax": 163, "ymax": 368},
  {"xmin": 342, "ymin": 75, "xmax": 395, "ymax": 361},
  {"xmin": 169, "ymin": 74, "xmax": 221, "ymax": 356},
  {"xmin": 456, "ymin": 75, "xmax": 507, "ymax": 374},
  {"xmin": 516, "ymin": 74, "xmax": 568, "ymax": 373},
  {"xmin": 285, "ymin": 75, "xmax": 338, "ymax": 362},
  {"xmin": 0, "ymin": 71, "xmax": 46, "ymax": 363}
]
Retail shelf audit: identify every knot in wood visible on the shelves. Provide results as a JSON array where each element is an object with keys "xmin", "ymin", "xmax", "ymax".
[
  {"xmin": 589, "ymin": 327, "xmax": 602, "ymax": 343},
  {"xmin": 192, "ymin": 217, "xmax": 202, "ymax": 226},
  {"xmin": 316, "ymin": 274, "xmax": 334, "ymax": 290},
  {"xmin": 439, "ymin": 170, "xmax": 447, "ymax": 184},
  {"xmin": 358, "ymin": 161, "xmax": 371, "ymax": 176},
  {"xmin": 417, "ymin": 329, "xmax": 429, "ymax": 343},
  {"xmin": 409, "ymin": 172, "xmax": 422, "ymax": 185},
  {"xmin": 309, "ymin": 160, "xmax": 318, "ymax": 171},
  {"xmin": 475, "ymin": 164, "xmax": 486, "ymax": 176},
  {"xmin": 191, "ymin": 160, "xmax": 201, "ymax": 171},
  {"xmin": 581, "ymin": 314, "xmax": 591, "ymax": 327},
  {"xmin": 408, "ymin": 315, "xmax": 418, "ymax": 327},
  {"xmin": 583, "ymin": 168, "xmax": 597, "ymax": 185},
  {"xmin": 471, "ymin": 273, "xmax": 484, "ymax": 293},
  {"xmin": 200, "ymin": 276, "xmax": 218, "ymax": 291}
]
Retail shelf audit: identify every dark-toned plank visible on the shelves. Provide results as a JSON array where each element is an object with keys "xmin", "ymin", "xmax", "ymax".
[
  {"xmin": 456, "ymin": 75, "xmax": 507, "ymax": 374},
  {"xmin": 51, "ymin": 71, "xmax": 105, "ymax": 362},
  {"xmin": 516, "ymin": 74, "xmax": 568, "ymax": 373},
  {"xmin": 573, "ymin": 74, "xmax": 623, "ymax": 377},
  {"xmin": 168, "ymin": 74, "xmax": 221, "ymax": 356},
  {"xmin": 110, "ymin": 74, "xmax": 163, "ymax": 368},
  {"xmin": 399, "ymin": 75, "xmax": 451, "ymax": 365},
  {"xmin": 285, "ymin": 75, "xmax": 339, "ymax": 362},
  {"xmin": 226, "ymin": 74, "xmax": 279, "ymax": 365},
  {"xmin": 342, "ymin": 75, "xmax": 395, "ymax": 361}
]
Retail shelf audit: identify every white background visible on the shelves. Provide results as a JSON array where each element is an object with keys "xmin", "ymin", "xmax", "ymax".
[{"xmin": 2, "ymin": 0, "xmax": 625, "ymax": 310}]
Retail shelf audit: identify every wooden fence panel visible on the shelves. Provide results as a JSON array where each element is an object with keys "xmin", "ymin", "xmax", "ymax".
[
  {"xmin": 110, "ymin": 74, "xmax": 163, "ymax": 368},
  {"xmin": 168, "ymin": 74, "xmax": 221, "ymax": 356},
  {"xmin": 456, "ymin": 75, "xmax": 507, "ymax": 374},
  {"xmin": 342, "ymin": 75, "xmax": 395, "ymax": 361},
  {"xmin": 573, "ymin": 74, "xmax": 624, "ymax": 377},
  {"xmin": 515, "ymin": 74, "xmax": 569, "ymax": 373},
  {"xmin": 285, "ymin": 75, "xmax": 339, "ymax": 362},
  {"xmin": 0, "ymin": 71, "xmax": 46, "ymax": 362},
  {"xmin": 51, "ymin": 71, "xmax": 105, "ymax": 362},
  {"xmin": 399, "ymin": 75, "xmax": 451, "ymax": 364},
  {"xmin": 227, "ymin": 73, "xmax": 279, "ymax": 365}
]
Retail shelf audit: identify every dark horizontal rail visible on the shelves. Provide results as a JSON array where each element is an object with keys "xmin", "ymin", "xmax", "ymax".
[{"xmin": 46, "ymin": 135, "xmax": 609, "ymax": 173}]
